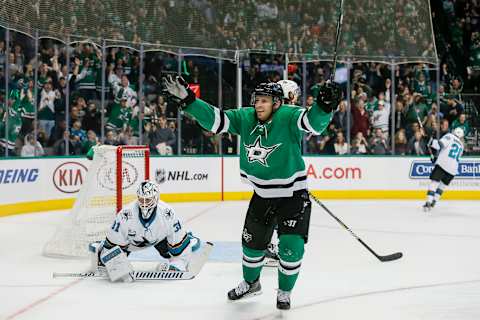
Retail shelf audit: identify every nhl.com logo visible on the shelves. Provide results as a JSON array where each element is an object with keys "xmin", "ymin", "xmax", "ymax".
[
  {"xmin": 154, "ymin": 168, "xmax": 209, "ymax": 184},
  {"xmin": 155, "ymin": 168, "xmax": 167, "ymax": 184},
  {"xmin": 52, "ymin": 162, "xmax": 88, "ymax": 193}
]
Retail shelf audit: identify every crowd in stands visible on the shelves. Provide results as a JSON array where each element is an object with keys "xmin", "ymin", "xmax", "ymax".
[
  {"xmin": 0, "ymin": 0, "xmax": 436, "ymax": 61},
  {"xmin": 0, "ymin": 0, "xmax": 478, "ymax": 157}
]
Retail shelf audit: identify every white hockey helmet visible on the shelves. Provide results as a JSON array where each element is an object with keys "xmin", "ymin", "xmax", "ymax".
[
  {"xmin": 137, "ymin": 180, "xmax": 160, "ymax": 220},
  {"xmin": 452, "ymin": 127, "xmax": 464, "ymax": 139},
  {"xmin": 277, "ymin": 79, "xmax": 301, "ymax": 103}
]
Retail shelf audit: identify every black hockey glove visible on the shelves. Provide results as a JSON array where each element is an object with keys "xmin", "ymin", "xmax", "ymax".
[
  {"xmin": 316, "ymin": 81, "xmax": 342, "ymax": 113},
  {"xmin": 162, "ymin": 75, "xmax": 196, "ymax": 107}
]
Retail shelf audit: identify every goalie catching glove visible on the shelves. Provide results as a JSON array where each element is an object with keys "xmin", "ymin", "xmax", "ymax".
[{"xmin": 162, "ymin": 75, "xmax": 196, "ymax": 107}]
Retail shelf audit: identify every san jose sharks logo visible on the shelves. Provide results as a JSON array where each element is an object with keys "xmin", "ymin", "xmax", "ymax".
[{"xmin": 244, "ymin": 136, "xmax": 281, "ymax": 167}]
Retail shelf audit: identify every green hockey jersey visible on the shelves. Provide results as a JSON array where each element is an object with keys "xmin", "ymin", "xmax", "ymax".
[
  {"xmin": 184, "ymin": 100, "xmax": 332, "ymax": 198},
  {"xmin": 0, "ymin": 98, "xmax": 22, "ymax": 150},
  {"xmin": 106, "ymin": 104, "xmax": 132, "ymax": 131}
]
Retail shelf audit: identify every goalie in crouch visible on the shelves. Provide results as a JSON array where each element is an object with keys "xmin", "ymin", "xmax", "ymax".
[{"xmin": 92, "ymin": 180, "xmax": 201, "ymax": 282}]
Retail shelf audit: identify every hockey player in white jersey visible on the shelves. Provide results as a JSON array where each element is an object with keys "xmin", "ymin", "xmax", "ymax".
[
  {"xmin": 93, "ymin": 180, "xmax": 201, "ymax": 282},
  {"xmin": 423, "ymin": 127, "xmax": 465, "ymax": 211}
]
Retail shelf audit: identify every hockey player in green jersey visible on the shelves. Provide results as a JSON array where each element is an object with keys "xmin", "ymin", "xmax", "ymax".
[
  {"xmin": 264, "ymin": 79, "xmax": 303, "ymax": 267},
  {"xmin": 164, "ymin": 76, "xmax": 341, "ymax": 310}
]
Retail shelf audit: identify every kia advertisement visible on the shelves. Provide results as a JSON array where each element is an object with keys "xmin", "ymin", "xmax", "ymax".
[{"xmin": 52, "ymin": 162, "xmax": 88, "ymax": 193}]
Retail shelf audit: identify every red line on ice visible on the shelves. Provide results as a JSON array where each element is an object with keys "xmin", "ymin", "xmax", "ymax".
[{"xmin": 6, "ymin": 279, "xmax": 82, "ymax": 319}]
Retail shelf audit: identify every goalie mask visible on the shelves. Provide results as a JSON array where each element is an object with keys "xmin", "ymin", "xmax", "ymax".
[
  {"xmin": 137, "ymin": 181, "xmax": 160, "ymax": 220},
  {"xmin": 277, "ymin": 80, "xmax": 301, "ymax": 104}
]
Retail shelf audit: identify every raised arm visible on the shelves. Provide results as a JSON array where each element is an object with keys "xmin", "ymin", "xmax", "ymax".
[
  {"xmin": 293, "ymin": 81, "xmax": 341, "ymax": 135},
  {"xmin": 163, "ymin": 76, "xmax": 243, "ymax": 135}
]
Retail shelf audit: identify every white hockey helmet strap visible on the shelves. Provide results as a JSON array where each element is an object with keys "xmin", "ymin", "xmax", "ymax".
[
  {"xmin": 452, "ymin": 127, "xmax": 464, "ymax": 139},
  {"xmin": 277, "ymin": 80, "xmax": 301, "ymax": 101},
  {"xmin": 137, "ymin": 181, "xmax": 160, "ymax": 219}
]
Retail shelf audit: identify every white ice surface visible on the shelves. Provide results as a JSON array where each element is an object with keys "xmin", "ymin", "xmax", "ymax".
[{"xmin": 1, "ymin": 200, "xmax": 480, "ymax": 320}]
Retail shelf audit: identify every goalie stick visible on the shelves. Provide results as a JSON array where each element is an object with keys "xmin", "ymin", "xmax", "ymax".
[
  {"xmin": 53, "ymin": 242, "xmax": 213, "ymax": 281},
  {"xmin": 53, "ymin": 270, "xmax": 196, "ymax": 281},
  {"xmin": 309, "ymin": 193, "xmax": 403, "ymax": 262}
]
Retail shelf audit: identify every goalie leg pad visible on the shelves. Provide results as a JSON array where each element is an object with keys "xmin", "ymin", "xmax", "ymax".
[
  {"xmin": 89, "ymin": 241, "xmax": 102, "ymax": 272},
  {"xmin": 100, "ymin": 246, "xmax": 134, "ymax": 282}
]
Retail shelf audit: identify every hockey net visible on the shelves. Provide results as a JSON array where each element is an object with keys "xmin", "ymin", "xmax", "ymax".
[{"xmin": 43, "ymin": 145, "xmax": 150, "ymax": 258}]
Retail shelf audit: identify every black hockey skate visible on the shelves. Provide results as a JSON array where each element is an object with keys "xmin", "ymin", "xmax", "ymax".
[
  {"xmin": 264, "ymin": 243, "xmax": 279, "ymax": 267},
  {"xmin": 276, "ymin": 289, "xmax": 291, "ymax": 310},
  {"xmin": 423, "ymin": 201, "xmax": 436, "ymax": 212},
  {"xmin": 422, "ymin": 202, "xmax": 432, "ymax": 211},
  {"xmin": 227, "ymin": 280, "xmax": 262, "ymax": 300}
]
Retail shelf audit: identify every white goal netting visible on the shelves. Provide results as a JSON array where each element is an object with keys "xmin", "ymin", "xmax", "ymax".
[{"xmin": 43, "ymin": 145, "xmax": 149, "ymax": 258}]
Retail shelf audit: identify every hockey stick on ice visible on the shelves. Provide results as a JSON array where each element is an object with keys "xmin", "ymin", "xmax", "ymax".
[
  {"xmin": 53, "ymin": 242, "xmax": 214, "ymax": 280},
  {"xmin": 309, "ymin": 193, "xmax": 403, "ymax": 262},
  {"xmin": 52, "ymin": 270, "xmax": 196, "ymax": 280},
  {"xmin": 330, "ymin": 0, "xmax": 344, "ymax": 81}
]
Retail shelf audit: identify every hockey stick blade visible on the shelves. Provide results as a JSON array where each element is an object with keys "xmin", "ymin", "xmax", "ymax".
[
  {"xmin": 378, "ymin": 252, "xmax": 403, "ymax": 262},
  {"xmin": 53, "ymin": 270, "xmax": 196, "ymax": 280},
  {"xmin": 309, "ymin": 192, "xmax": 404, "ymax": 263}
]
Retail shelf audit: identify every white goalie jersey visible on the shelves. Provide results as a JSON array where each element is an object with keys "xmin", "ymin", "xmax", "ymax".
[
  {"xmin": 105, "ymin": 200, "xmax": 198, "ymax": 263},
  {"xmin": 431, "ymin": 133, "xmax": 464, "ymax": 175}
]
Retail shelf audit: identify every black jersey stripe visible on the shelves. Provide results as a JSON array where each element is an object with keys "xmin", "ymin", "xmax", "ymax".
[
  {"xmin": 300, "ymin": 111, "xmax": 309, "ymax": 131},
  {"xmin": 279, "ymin": 261, "xmax": 301, "ymax": 271},
  {"xmin": 240, "ymin": 173, "xmax": 307, "ymax": 189},
  {"xmin": 215, "ymin": 110, "xmax": 226, "ymax": 134}
]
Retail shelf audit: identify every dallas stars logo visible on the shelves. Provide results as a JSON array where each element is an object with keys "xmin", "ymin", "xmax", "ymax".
[{"xmin": 244, "ymin": 136, "xmax": 281, "ymax": 167}]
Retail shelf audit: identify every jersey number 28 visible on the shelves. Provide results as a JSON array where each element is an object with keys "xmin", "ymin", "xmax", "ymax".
[{"xmin": 448, "ymin": 143, "xmax": 463, "ymax": 161}]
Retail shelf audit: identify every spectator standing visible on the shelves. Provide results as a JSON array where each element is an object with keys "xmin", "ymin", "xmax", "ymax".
[
  {"xmin": 351, "ymin": 100, "xmax": 370, "ymax": 139},
  {"xmin": 332, "ymin": 100, "xmax": 348, "ymax": 131},
  {"xmin": 21, "ymin": 134, "xmax": 44, "ymax": 157},
  {"xmin": 38, "ymin": 81, "xmax": 56, "ymax": 140},
  {"xmin": 148, "ymin": 116, "xmax": 176, "ymax": 155},
  {"xmin": 371, "ymin": 100, "xmax": 390, "ymax": 140}
]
